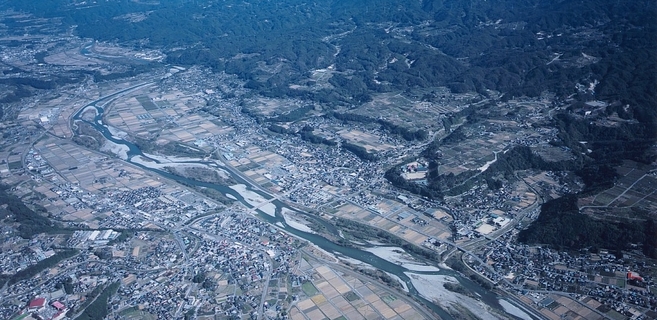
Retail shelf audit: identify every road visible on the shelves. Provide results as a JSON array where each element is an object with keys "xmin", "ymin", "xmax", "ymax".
[
  {"xmin": 256, "ymin": 259, "xmax": 273, "ymax": 319},
  {"xmin": 579, "ymin": 173, "xmax": 650, "ymax": 211}
]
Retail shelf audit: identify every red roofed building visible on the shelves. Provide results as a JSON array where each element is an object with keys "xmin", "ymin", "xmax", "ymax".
[
  {"xmin": 51, "ymin": 301, "xmax": 66, "ymax": 311},
  {"xmin": 627, "ymin": 271, "xmax": 644, "ymax": 281},
  {"xmin": 28, "ymin": 297, "xmax": 46, "ymax": 312}
]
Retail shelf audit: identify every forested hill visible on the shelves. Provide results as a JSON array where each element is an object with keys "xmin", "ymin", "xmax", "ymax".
[{"xmin": 4, "ymin": 0, "xmax": 656, "ymax": 124}]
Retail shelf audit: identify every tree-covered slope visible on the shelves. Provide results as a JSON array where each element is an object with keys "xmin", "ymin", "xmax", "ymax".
[{"xmin": 3, "ymin": 0, "xmax": 655, "ymax": 117}]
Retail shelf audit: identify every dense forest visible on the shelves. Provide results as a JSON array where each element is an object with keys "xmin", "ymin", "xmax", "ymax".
[
  {"xmin": 3, "ymin": 0, "xmax": 655, "ymax": 161},
  {"xmin": 511, "ymin": 112, "xmax": 656, "ymax": 252},
  {"xmin": 74, "ymin": 281, "xmax": 121, "ymax": 320},
  {"xmin": 4, "ymin": 0, "xmax": 655, "ymax": 120},
  {"xmin": 0, "ymin": 185, "xmax": 63, "ymax": 238},
  {"xmin": 517, "ymin": 195, "xmax": 657, "ymax": 258},
  {"xmin": 299, "ymin": 127, "xmax": 337, "ymax": 146},
  {"xmin": 8, "ymin": 249, "xmax": 78, "ymax": 285},
  {"xmin": 385, "ymin": 144, "xmax": 581, "ymax": 200}
]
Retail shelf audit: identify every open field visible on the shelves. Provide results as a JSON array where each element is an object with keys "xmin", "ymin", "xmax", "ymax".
[
  {"xmin": 35, "ymin": 136, "xmax": 162, "ymax": 192},
  {"xmin": 338, "ymin": 129, "xmax": 394, "ymax": 152},
  {"xmin": 44, "ymin": 48, "xmax": 107, "ymax": 66},
  {"xmin": 348, "ymin": 89, "xmax": 475, "ymax": 130},
  {"xmin": 520, "ymin": 170, "xmax": 568, "ymax": 202},
  {"xmin": 30, "ymin": 135, "xmax": 212, "ymax": 227},
  {"xmin": 291, "ymin": 262, "xmax": 425, "ymax": 320},
  {"xmin": 243, "ymin": 97, "xmax": 313, "ymax": 117},
  {"xmin": 333, "ymin": 198, "xmax": 452, "ymax": 244},
  {"xmin": 579, "ymin": 160, "xmax": 657, "ymax": 217},
  {"xmin": 410, "ymin": 99, "xmax": 559, "ymax": 181},
  {"xmin": 532, "ymin": 145, "xmax": 576, "ymax": 162},
  {"xmin": 105, "ymin": 86, "xmax": 232, "ymax": 146},
  {"xmin": 532, "ymin": 294, "xmax": 609, "ymax": 320},
  {"xmin": 16, "ymin": 88, "xmax": 97, "ymax": 139}
]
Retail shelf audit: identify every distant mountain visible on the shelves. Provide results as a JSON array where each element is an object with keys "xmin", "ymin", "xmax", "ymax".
[{"xmin": 3, "ymin": 1, "xmax": 655, "ymax": 118}]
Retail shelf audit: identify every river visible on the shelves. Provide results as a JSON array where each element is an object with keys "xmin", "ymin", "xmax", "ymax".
[{"xmin": 72, "ymin": 91, "xmax": 537, "ymax": 320}]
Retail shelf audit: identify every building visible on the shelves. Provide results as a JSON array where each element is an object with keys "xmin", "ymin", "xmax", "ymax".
[
  {"xmin": 28, "ymin": 297, "xmax": 46, "ymax": 312},
  {"xmin": 51, "ymin": 301, "xmax": 66, "ymax": 311},
  {"xmin": 397, "ymin": 212, "xmax": 411, "ymax": 221},
  {"xmin": 627, "ymin": 271, "xmax": 643, "ymax": 282}
]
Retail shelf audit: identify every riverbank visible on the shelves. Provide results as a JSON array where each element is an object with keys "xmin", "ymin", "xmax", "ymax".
[
  {"xmin": 364, "ymin": 246, "xmax": 441, "ymax": 272},
  {"xmin": 406, "ymin": 272, "xmax": 503, "ymax": 320},
  {"xmin": 229, "ymin": 184, "xmax": 276, "ymax": 217},
  {"xmin": 282, "ymin": 208, "xmax": 314, "ymax": 233}
]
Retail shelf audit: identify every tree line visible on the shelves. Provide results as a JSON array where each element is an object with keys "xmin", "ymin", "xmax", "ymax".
[
  {"xmin": 0, "ymin": 185, "xmax": 63, "ymax": 238},
  {"xmin": 518, "ymin": 195, "xmax": 656, "ymax": 257}
]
